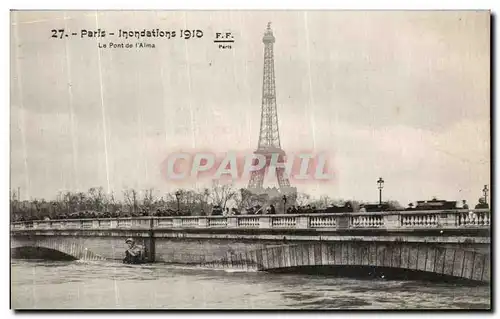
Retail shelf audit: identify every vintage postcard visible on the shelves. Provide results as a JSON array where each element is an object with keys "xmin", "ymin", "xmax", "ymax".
[{"xmin": 10, "ymin": 10, "xmax": 491, "ymax": 310}]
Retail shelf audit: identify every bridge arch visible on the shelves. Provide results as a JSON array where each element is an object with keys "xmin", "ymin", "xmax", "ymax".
[
  {"xmin": 204, "ymin": 242, "xmax": 490, "ymax": 283},
  {"xmin": 12, "ymin": 246, "xmax": 78, "ymax": 261},
  {"xmin": 11, "ymin": 237, "xmax": 106, "ymax": 261}
]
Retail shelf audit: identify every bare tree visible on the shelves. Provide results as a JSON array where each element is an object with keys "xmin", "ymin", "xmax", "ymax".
[
  {"xmin": 308, "ymin": 195, "xmax": 333, "ymax": 209},
  {"xmin": 123, "ymin": 188, "xmax": 138, "ymax": 214},
  {"xmin": 295, "ymin": 192, "xmax": 311, "ymax": 206},
  {"xmin": 76, "ymin": 192, "xmax": 87, "ymax": 211},
  {"xmin": 319, "ymin": 195, "xmax": 332, "ymax": 208},
  {"xmin": 210, "ymin": 180, "xmax": 236, "ymax": 210},
  {"xmin": 200, "ymin": 188, "xmax": 211, "ymax": 212},
  {"xmin": 180, "ymin": 190, "xmax": 198, "ymax": 215},
  {"xmin": 88, "ymin": 187, "xmax": 106, "ymax": 212},
  {"xmin": 32, "ymin": 198, "xmax": 44, "ymax": 218},
  {"xmin": 162, "ymin": 192, "xmax": 178, "ymax": 211},
  {"xmin": 142, "ymin": 188, "xmax": 156, "ymax": 214},
  {"xmin": 106, "ymin": 191, "xmax": 118, "ymax": 213},
  {"xmin": 234, "ymin": 188, "xmax": 254, "ymax": 211}
]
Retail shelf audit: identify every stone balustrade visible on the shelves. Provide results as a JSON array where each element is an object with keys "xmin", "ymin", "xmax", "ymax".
[
  {"xmin": 237, "ymin": 216, "xmax": 260, "ymax": 228},
  {"xmin": 271, "ymin": 216, "xmax": 297, "ymax": 228},
  {"xmin": 10, "ymin": 209, "xmax": 491, "ymax": 232},
  {"xmin": 309, "ymin": 215, "xmax": 337, "ymax": 228}
]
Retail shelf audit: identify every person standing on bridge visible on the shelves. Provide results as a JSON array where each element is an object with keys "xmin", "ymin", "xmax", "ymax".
[
  {"xmin": 475, "ymin": 197, "xmax": 489, "ymax": 209},
  {"xmin": 123, "ymin": 238, "xmax": 144, "ymax": 264},
  {"xmin": 462, "ymin": 200, "xmax": 469, "ymax": 210},
  {"xmin": 269, "ymin": 204, "xmax": 276, "ymax": 215}
]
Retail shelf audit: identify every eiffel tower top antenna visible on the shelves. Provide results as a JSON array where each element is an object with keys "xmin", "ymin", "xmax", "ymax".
[{"xmin": 257, "ymin": 21, "xmax": 280, "ymax": 150}]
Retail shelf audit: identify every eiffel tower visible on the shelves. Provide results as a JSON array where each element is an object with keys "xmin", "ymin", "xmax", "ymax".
[{"xmin": 247, "ymin": 23, "xmax": 296, "ymax": 199}]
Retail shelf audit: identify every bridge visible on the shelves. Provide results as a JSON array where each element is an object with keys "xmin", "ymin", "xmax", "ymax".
[{"xmin": 11, "ymin": 209, "xmax": 491, "ymax": 283}]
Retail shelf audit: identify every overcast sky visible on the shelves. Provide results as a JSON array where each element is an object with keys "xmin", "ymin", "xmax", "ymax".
[{"xmin": 10, "ymin": 10, "xmax": 490, "ymax": 205}]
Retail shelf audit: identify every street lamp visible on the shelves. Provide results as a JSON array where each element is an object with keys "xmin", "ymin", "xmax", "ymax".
[
  {"xmin": 175, "ymin": 190, "xmax": 181, "ymax": 214},
  {"xmin": 377, "ymin": 177, "xmax": 384, "ymax": 206},
  {"xmin": 483, "ymin": 185, "xmax": 489, "ymax": 204},
  {"xmin": 282, "ymin": 195, "xmax": 287, "ymax": 214}
]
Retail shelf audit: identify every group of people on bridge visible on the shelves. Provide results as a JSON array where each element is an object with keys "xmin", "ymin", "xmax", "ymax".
[{"xmin": 11, "ymin": 197, "xmax": 489, "ymax": 223}]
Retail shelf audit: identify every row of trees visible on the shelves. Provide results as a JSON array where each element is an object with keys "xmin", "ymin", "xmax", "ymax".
[
  {"xmin": 10, "ymin": 181, "xmax": 402, "ymax": 220},
  {"xmin": 10, "ymin": 181, "xmax": 238, "ymax": 219}
]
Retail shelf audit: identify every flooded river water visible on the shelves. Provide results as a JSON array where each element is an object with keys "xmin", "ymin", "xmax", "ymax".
[{"xmin": 11, "ymin": 259, "xmax": 490, "ymax": 310}]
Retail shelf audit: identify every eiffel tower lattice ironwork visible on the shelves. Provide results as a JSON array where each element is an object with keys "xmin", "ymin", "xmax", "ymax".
[{"xmin": 248, "ymin": 22, "xmax": 292, "ymax": 192}]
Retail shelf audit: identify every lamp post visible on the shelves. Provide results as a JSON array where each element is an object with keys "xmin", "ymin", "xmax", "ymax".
[
  {"xmin": 483, "ymin": 185, "xmax": 489, "ymax": 204},
  {"xmin": 377, "ymin": 177, "xmax": 384, "ymax": 206},
  {"xmin": 175, "ymin": 190, "xmax": 181, "ymax": 214},
  {"xmin": 282, "ymin": 195, "xmax": 287, "ymax": 214}
]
